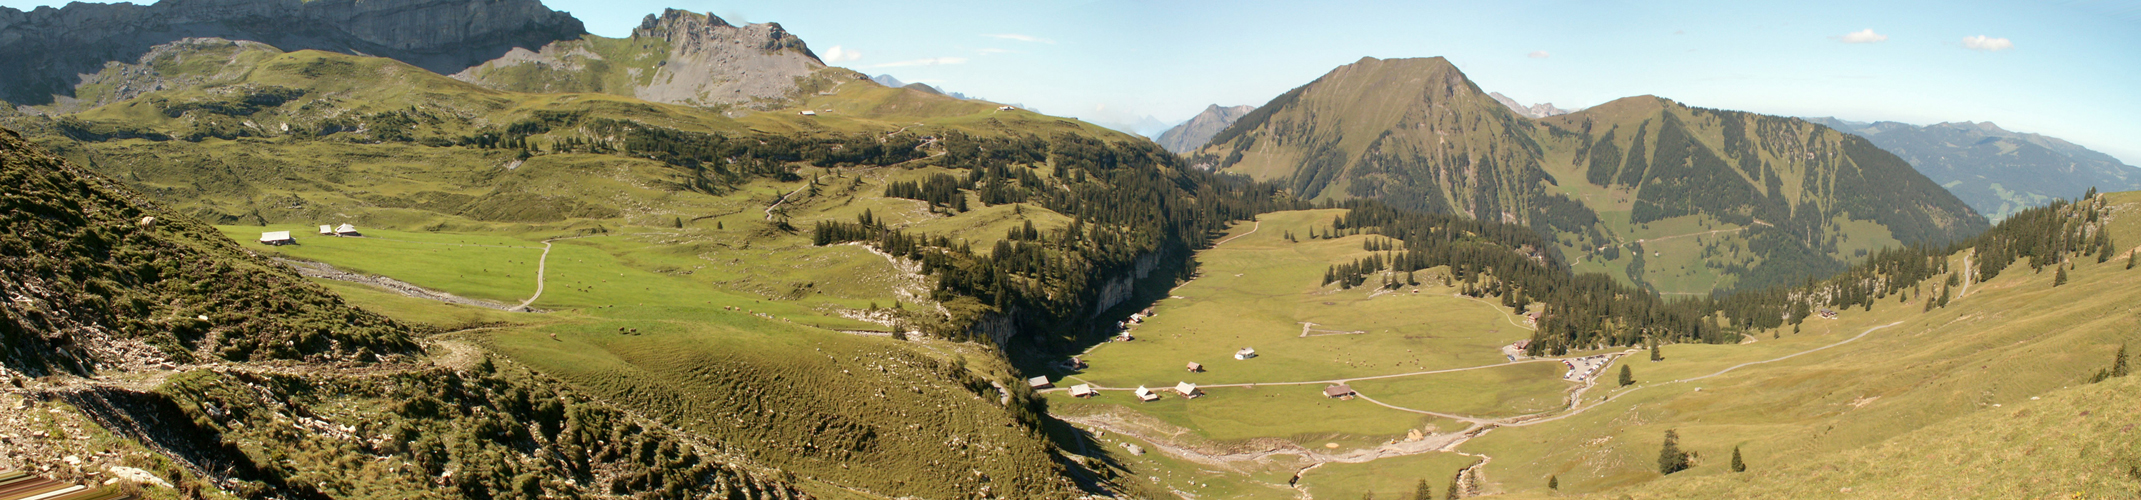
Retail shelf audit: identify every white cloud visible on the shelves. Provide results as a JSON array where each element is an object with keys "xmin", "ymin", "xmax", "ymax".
[
  {"xmin": 1962, "ymin": 35, "xmax": 2015, "ymax": 51},
  {"xmin": 984, "ymin": 33, "xmax": 1054, "ymax": 44},
  {"xmin": 1836, "ymin": 29, "xmax": 1888, "ymax": 43},
  {"xmin": 821, "ymin": 45, "xmax": 862, "ymax": 63},
  {"xmin": 870, "ymin": 57, "xmax": 969, "ymax": 68},
  {"xmin": 1527, "ymin": 51, "xmax": 1550, "ymax": 59}
]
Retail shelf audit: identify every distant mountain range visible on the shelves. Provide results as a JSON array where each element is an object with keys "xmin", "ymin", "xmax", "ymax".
[
  {"xmin": 0, "ymin": 0, "xmax": 584, "ymax": 107},
  {"xmin": 1192, "ymin": 56, "xmax": 1988, "ymax": 293},
  {"xmin": 1805, "ymin": 118, "xmax": 2141, "ymax": 221},
  {"xmin": 1489, "ymin": 91, "xmax": 1576, "ymax": 119},
  {"xmin": 1156, "ymin": 104, "xmax": 1255, "ymax": 154}
]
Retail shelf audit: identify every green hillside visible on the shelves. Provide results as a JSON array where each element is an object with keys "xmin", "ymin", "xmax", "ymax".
[
  {"xmin": 1010, "ymin": 190, "xmax": 2141, "ymax": 498},
  {"xmin": 1193, "ymin": 57, "xmax": 1989, "ymax": 294},
  {"xmin": 0, "ymin": 31, "xmax": 1306, "ymax": 498},
  {"xmin": 0, "ymin": 126, "xmax": 820, "ymax": 499}
]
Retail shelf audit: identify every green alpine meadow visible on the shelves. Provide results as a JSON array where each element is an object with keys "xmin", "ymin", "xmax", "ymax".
[{"xmin": 2, "ymin": 1, "xmax": 2136, "ymax": 499}]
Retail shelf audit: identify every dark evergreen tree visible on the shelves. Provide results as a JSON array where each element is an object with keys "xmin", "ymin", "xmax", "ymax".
[
  {"xmin": 1730, "ymin": 446, "xmax": 1746, "ymax": 472},
  {"xmin": 1650, "ymin": 340, "xmax": 1663, "ymax": 362},
  {"xmin": 2115, "ymin": 343, "xmax": 2130, "ymax": 378},
  {"xmin": 1658, "ymin": 429, "xmax": 1690, "ymax": 475},
  {"xmin": 1547, "ymin": 475, "xmax": 1558, "ymax": 490},
  {"xmin": 2055, "ymin": 265, "xmax": 2069, "ymax": 287},
  {"xmin": 1619, "ymin": 364, "xmax": 1634, "ymax": 387},
  {"xmin": 1411, "ymin": 479, "xmax": 1431, "ymax": 500}
]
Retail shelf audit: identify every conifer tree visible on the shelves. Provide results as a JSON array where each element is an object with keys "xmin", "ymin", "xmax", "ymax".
[
  {"xmin": 2055, "ymin": 265, "xmax": 2069, "ymax": 287},
  {"xmin": 2115, "ymin": 343, "xmax": 2129, "ymax": 378},
  {"xmin": 1730, "ymin": 446, "xmax": 1746, "ymax": 472},
  {"xmin": 1937, "ymin": 284, "xmax": 1952, "ymax": 308},
  {"xmin": 1649, "ymin": 339, "xmax": 1663, "ymax": 362},
  {"xmin": 1446, "ymin": 474, "xmax": 1462, "ymax": 500},
  {"xmin": 1547, "ymin": 475, "xmax": 1559, "ymax": 490},
  {"xmin": 1411, "ymin": 479, "xmax": 1431, "ymax": 500},
  {"xmin": 1658, "ymin": 429, "xmax": 1690, "ymax": 474},
  {"xmin": 1619, "ymin": 365, "xmax": 1634, "ymax": 387}
]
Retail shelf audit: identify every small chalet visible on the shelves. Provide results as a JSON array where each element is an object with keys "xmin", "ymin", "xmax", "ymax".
[
  {"xmin": 1818, "ymin": 308, "xmax": 1839, "ymax": 319},
  {"xmin": 1027, "ymin": 376, "xmax": 1053, "ymax": 390},
  {"xmin": 1117, "ymin": 333, "xmax": 1135, "ymax": 342},
  {"xmin": 997, "ymin": 106, "xmax": 1015, "ymax": 111},
  {"xmin": 1174, "ymin": 382, "xmax": 1201, "ymax": 399},
  {"xmin": 318, "ymin": 224, "xmax": 334, "ymax": 235},
  {"xmin": 1513, "ymin": 339, "xmax": 1531, "ymax": 350},
  {"xmin": 1062, "ymin": 357, "xmax": 1088, "ymax": 370},
  {"xmin": 1134, "ymin": 386, "xmax": 1160, "ymax": 402},
  {"xmin": 1185, "ymin": 361, "xmax": 1203, "ymax": 373},
  {"xmin": 1234, "ymin": 347, "xmax": 1258, "ymax": 360},
  {"xmin": 800, "ymin": 110, "xmax": 817, "ymax": 116},
  {"xmin": 1323, "ymin": 384, "xmax": 1356, "ymax": 399},
  {"xmin": 1068, "ymin": 384, "xmax": 1096, "ymax": 398},
  {"xmin": 259, "ymin": 231, "xmax": 294, "ymax": 245},
  {"xmin": 335, "ymin": 223, "xmax": 360, "ymax": 236}
]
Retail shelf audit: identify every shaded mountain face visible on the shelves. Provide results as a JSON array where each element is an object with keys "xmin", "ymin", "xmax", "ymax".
[
  {"xmin": 1158, "ymin": 104, "xmax": 1255, "ymax": 154},
  {"xmin": 1806, "ymin": 117, "xmax": 2141, "ymax": 221},
  {"xmin": 0, "ymin": 0, "xmax": 585, "ymax": 106},
  {"xmin": 1489, "ymin": 91, "xmax": 1574, "ymax": 119},
  {"xmin": 1195, "ymin": 56, "xmax": 1988, "ymax": 292},
  {"xmin": 453, "ymin": 8, "xmax": 833, "ymax": 108}
]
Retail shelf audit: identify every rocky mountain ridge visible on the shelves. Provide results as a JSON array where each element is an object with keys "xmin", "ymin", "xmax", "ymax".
[
  {"xmin": 1805, "ymin": 117, "xmax": 2141, "ymax": 220},
  {"xmin": 452, "ymin": 8, "xmax": 834, "ymax": 108},
  {"xmin": 1489, "ymin": 91, "xmax": 1575, "ymax": 118},
  {"xmin": 0, "ymin": 0, "xmax": 585, "ymax": 106},
  {"xmin": 1195, "ymin": 56, "xmax": 1987, "ymax": 292},
  {"xmin": 1157, "ymin": 103, "xmax": 1255, "ymax": 154}
]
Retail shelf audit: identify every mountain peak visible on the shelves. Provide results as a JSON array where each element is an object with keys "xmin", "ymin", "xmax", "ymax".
[
  {"xmin": 1489, "ymin": 91, "xmax": 1577, "ymax": 119},
  {"xmin": 1156, "ymin": 104, "xmax": 1256, "ymax": 153},
  {"xmin": 635, "ymin": 8, "xmax": 820, "ymax": 63},
  {"xmin": 455, "ymin": 7, "xmax": 836, "ymax": 108}
]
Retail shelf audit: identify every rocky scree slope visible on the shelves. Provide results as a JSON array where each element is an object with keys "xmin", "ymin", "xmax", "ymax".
[{"xmin": 0, "ymin": 0, "xmax": 585, "ymax": 107}]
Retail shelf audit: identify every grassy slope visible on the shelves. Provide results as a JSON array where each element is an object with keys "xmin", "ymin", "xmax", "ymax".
[
  {"xmin": 1461, "ymin": 192, "xmax": 2141, "ymax": 498},
  {"xmin": 1026, "ymin": 193, "xmax": 2141, "ymax": 499},
  {"xmin": 0, "ymin": 39, "xmax": 1182, "ymax": 499}
]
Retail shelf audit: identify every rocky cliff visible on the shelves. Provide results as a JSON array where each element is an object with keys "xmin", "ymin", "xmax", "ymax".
[
  {"xmin": 0, "ymin": 0, "xmax": 585, "ymax": 106},
  {"xmin": 454, "ymin": 8, "xmax": 834, "ymax": 108}
]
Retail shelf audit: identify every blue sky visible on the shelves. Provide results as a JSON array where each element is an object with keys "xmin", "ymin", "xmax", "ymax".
[{"xmin": 6, "ymin": 0, "xmax": 2137, "ymax": 162}]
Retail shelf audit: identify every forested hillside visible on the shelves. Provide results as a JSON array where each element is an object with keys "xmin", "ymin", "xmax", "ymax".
[
  {"xmin": 1312, "ymin": 187, "xmax": 2118, "ymax": 354},
  {"xmin": 1193, "ymin": 57, "xmax": 1988, "ymax": 294}
]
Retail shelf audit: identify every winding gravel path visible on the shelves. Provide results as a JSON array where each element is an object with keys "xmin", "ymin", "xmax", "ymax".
[{"xmin": 513, "ymin": 240, "xmax": 555, "ymax": 312}]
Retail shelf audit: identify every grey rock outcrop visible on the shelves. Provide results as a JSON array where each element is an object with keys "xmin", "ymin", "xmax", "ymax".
[
  {"xmin": 454, "ymin": 8, "xmax": 831, "ymax": 108},
  {"xmin": 1155, "ymin": 104, "xmax": 1254, "ymax": 154},
  {"xmin": 0, "ymin": 0, "xmax": 586, "ymax": 105},
  {"xmin": 1488, "ymin": 91, "xmax": 1575, "ymax": 119}
]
